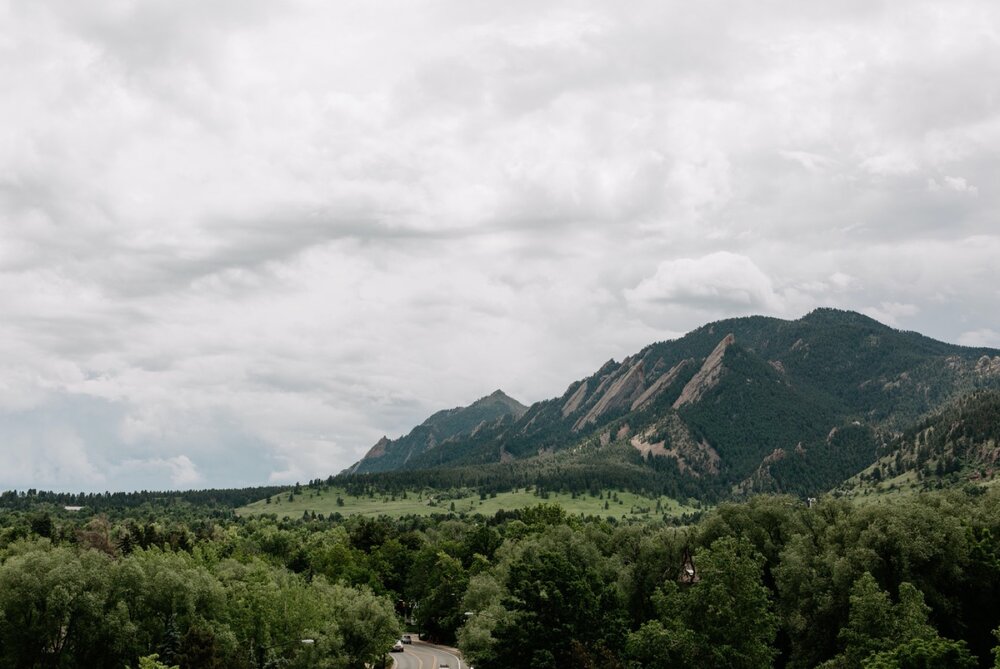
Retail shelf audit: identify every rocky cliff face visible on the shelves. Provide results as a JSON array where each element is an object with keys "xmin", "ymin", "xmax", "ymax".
[
  {"xmin": 976, "ymin": 355, "xmax": 1000, "ymax": 376},
  {"xmin": 630, "ymin": 412, "xmax": 720, "ymax": 477},
  {"xmin": 631, "ymin": 360, "xmax": 691, "ymax": 412},
  {"xmin": 574, "ymin": 360, "xmax": 647, "ymax": 430},
  {"xmin": 673, "ymin": 334, "xmax": 734, "ymax": 409}
]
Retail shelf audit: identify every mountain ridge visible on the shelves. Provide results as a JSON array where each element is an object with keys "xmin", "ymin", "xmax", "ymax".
[
  {"xmin": 839, "ymin": 388, "xmax": 1000, "ymax": 496},
  {"xmin": 346, "ymin": 389, "xmax": 527, "ymax": 474},
  {"xmin": 344, "ymin": 309, "xmax": 1000, "ymax": 497}
]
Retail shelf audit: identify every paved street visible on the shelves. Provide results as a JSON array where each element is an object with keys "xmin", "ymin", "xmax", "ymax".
[{"xmin": 390, "ymin": 639, "xmax": 465, "ymax": 669}]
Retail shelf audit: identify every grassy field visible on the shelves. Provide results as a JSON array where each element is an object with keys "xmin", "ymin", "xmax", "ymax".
[
  {"xmin": 838, "ymin": 464, "xmax": 997, "ymax": 506},
  {"xmin": 238, "ymin": 486, "xmax": 702, "ymax": 520}
]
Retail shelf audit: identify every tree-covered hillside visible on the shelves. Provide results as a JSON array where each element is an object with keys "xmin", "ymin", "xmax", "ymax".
[
  {"xmin": 347, "ymin": 390, "xmax": 527, "ymax": 474},
  {"xmin": 841, "ymin": 389, "xmax": 1000, "ymax": 497},
  {"xmin": 4, "ymin": 487, "xmax": 1000, "ymax": 668},
  {"xmin": 345, "ymin": 309, "xmax": 1000, "ymax": 498}
]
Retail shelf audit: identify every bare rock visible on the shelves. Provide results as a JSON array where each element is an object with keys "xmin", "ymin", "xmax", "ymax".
[
  {"xmin": 629, "ymin": 414, "xmax": 720, "ymax": 476},
  {"xmin": 673, "ymin": 334, "xmax": 735, "ymax": 409},
  {"xmin": 561, "ymin": 381, "xmax": 589, "ymax": 417},
  {"xmin": 631, "ymin": 360, "xmax": 692, "ymax": 411},
  {"xmin": 364, "ymin": 436, "xmax": 390, "ymax": 459},
  {"xmin": 574, "ymin": 360, "xmax": 647, "ymax": 430}
]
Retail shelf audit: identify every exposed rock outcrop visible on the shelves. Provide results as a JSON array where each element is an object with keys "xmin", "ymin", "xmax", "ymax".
[
  {"xmin": 631, "ymin": 360, "xmax": 691, "ymax": 411},
  {"xmin": 761, "ymin": 447, "xmax": 787, "ymax": 466},
  {"xmin": 574, "ymin": 360, "xmax": 647, "ymax": 430},
  {"xmin": 343, "ymin": 436, "xmax": 391, "ymax": 474},
  {"xmin": 977, "ymin": 355, "xmax": 1000, "ymax": 376},
  {"xmin": 561, "ymin": 381, "xmax": 589, "ymax": 417},
  {"xmin": 673, "ymin": 334, "xmax": 735, "ymax": 409},
  {"xmin": 365, "ymin": 436, "xmax": 390, "ymax": 459},
  {"xmin": 630, "ymin": 413, "xmax": 720, "ymax": 477},
  {"xmin": 736, "ymin": 447, "xmax": 794, "ymax": 493}
]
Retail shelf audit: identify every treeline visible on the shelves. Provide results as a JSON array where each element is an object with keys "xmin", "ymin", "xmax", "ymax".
[
  {"xmin": 3, "ymin": 489, "xmax": 1000, "ymax": 668},
  {"xmin": 455, "ymin": 491, "xmax": 1000, "ymax": 668},
  {"xmin": 0, "ymin": 486, "xmax": 287, "ymax": 516},
  {"xmin": 337, "ymin": 440, "xmax": 723, "ymax": 502},
  {"xmin": 850, "ymin": 390, "xmax": 1000, "ymax": 491}
]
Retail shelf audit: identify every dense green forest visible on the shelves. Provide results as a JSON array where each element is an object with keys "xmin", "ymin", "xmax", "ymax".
[{"xmin": 2, "ymin": 486, "xmax": 1000, "ymax": 668}]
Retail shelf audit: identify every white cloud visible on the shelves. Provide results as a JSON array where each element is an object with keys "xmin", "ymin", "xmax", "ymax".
[
  {"xmin": 958, "ymin": 329, "xmax": 1000, "ymax": 347},
  {"xmin": 626, "ymin": 252, "xmax": 784, "ymax": 315},
  {"xmin": 115, "ymin": 455, "xmax": 203, "ymax": 488},
  {"xmin": 780, "ymin": 150, "xmax": 836, "ymax": 172},
  {"xmin": 862, "ymin": 302, "xmax": 921, "ymax": 328},
  {"xmin": 829, "ymin": 272, "xmax": 858, "ymax": 291},
  {"xmin": 1, "ymin": 0, "xmax": 999, "ymax": 490},
  {"xmin": 0, "ymin": 428, "xmax": 105, "ymax": 489},
  {"xmin": 928, "ymin": 175, "xmax": 979, "ymax": 194},
  {"xmin": 861, "ymin": 150, "xmax": 919, "ymax": 176}
]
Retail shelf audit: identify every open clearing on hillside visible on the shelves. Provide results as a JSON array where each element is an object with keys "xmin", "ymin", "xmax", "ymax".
[
  {"xmin": 238, "ymin": 486, "xmax": 702, "ymax": 520},
  {"xmin": 837, "ymin": 462, "xmax": 998, "ymax": 506}
]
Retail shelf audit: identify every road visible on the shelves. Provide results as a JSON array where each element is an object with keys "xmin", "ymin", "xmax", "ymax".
[{"xmin": 390, "ymin": 639, "xmax": 465, "ymax": 669}]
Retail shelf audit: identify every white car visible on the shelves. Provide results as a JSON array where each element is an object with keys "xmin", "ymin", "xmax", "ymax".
[{"xmin": 391, "ymin": 640, "xmax": 404, "ymax": 652}]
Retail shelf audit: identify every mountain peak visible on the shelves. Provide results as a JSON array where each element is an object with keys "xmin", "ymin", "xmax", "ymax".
[
  {"xmin": 471, "ymin": 389, "xmax": 528, "ymax": 414},
  {"xmin": 800, "ymin": 307, "xmax": 885, "ymax": 328},
  {"xmin": 365, "ymin": 436, "xmax": 390, "ymax": 458},
  {"xmin": 348, "ymin": 389, "xmax": 527, "ymax": 474}
]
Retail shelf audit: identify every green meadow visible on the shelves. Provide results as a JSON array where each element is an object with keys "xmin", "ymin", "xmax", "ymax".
[
  {"xmin": 238, "ymin": 486, "xmax": 701, "ymax": 520},
  {"xmin": 837, "ymin": 460, "xmax": 998, "ymax": 506}
]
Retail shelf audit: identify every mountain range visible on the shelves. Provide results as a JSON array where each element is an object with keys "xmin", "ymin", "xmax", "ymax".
[{"xmin": 344, "ymin": 309, "xmax": 1000, "ymax": 498}]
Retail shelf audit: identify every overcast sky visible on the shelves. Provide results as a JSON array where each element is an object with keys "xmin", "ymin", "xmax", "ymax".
[{"xmin": 2, "ymin": 0, "xmax": 999, "ymax": 491}]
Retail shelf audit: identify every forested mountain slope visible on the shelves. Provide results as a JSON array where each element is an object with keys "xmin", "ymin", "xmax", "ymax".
[
  {"xmin": 841, "ymin": 389, "xmax": 1000, "ymax": 495},
  {"xmin": 346, "ymin": 390, "xmax": 527, "ymax": 474},
  {"xmin": 346, "ymin": 309, "xmax": 1000, "ymax": 497}
]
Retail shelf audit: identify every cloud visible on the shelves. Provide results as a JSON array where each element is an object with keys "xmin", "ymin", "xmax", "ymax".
[
  {"xmin": 116, "ymin": 455, "xmax": 203, "ymax": 488},
  {"xmin": 780, "ymin": 150, "xmax": 836, "ymax": 172},
  {"xmin": 862, "ymin": 302, "xmax": 921, "ymax": 328},
  {"xmin": 0, "ymin": 428, "xmax": 106, "ymax": 490},
  {"xmin": 1, "ymin": 0, "xmax": 999, "ymax": 490},
  {"xmin": 928, "ymin": 176, "xmax": 979, "ymax": 195},
  {"xmin": 958, "ymin": 329, "xmax": 1000, "ymax": 347},
  {"xmin": 861, "ymin": 150, "xmax": 919, "ymax": 176},
  {"xmin": 626, "ymin": 252, "xmax": 784, "ymax": 314},
  {"xmin": 829, "ymin": 273, "xmax": 858, "ymax": 291}
]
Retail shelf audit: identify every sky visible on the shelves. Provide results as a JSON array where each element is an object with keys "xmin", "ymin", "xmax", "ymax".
[{"xmin": 1, "ymin": 0, "xmax": 999, "ymax": 491}]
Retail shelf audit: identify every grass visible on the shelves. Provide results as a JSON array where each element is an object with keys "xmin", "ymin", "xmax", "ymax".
[
  {"xmin": 237, "ymin": 486, "xmax": 702, "ymax": 520},
  {"xmin": 836, "ymin": 458, "xmax": 997, "ymax": 506}
]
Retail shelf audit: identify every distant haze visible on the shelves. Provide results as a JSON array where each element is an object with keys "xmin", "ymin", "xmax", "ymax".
[{"xmin": 1, "ymin": 0, "xmax": 999, "ymax": 490}]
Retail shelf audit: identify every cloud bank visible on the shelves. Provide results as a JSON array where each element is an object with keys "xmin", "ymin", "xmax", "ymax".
[{"xmin": 1, "ymin": 0, "xmax": 999, "ymax": 490}]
